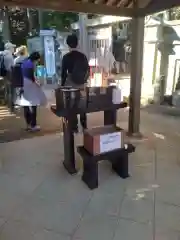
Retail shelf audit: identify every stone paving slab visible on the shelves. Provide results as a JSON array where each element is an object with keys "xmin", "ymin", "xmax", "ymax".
[
  {"xmin": 113, "ymin": 219, "xmax": 152, "ymax": 240},
  {"xmin": 0, "ymin": 110, "xmax": 180, "ymax": 239},
  {"xmin": 73, "ymin": 216, "xmax": 117, "ymax": 240},
  {"xmin": 0, "ymin": 220, "xmax": 71, "ymax": 240}
]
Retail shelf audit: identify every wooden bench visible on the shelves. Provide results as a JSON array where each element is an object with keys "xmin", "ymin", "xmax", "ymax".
[{"xmin": 77, "ymin": 143, "xmax": 135, "ymax": 190}]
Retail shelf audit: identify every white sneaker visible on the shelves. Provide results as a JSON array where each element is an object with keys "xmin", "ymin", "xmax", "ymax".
[
  {"xmin": 30, "ymin": 126, "xmax": 41, "ymax": 132},
  {"xmin": 25, "ymin": 125, "xmax": 31, "ymax": 131}
]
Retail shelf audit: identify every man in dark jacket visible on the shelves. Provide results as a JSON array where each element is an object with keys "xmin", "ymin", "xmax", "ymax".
[{"xmin": 61, "ymin": 34, "xmax": 89, "ymax": 132}]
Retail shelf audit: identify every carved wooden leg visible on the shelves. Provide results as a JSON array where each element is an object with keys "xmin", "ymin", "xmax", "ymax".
[
  {"xmin": 82, "ymin": 157, "xmax": 98, "ymax": 190},
  {"xmin": 111, "ymin": 152, "xmax": 129, "ymax": 179},
  {"xmin": 62, "ymin": 117, "xmax": 77, "ymax": 174}
]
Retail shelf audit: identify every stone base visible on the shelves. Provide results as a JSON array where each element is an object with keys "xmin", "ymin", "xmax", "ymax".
[
  {"xmin": 126, "ymin": 132, "xmax": 149, "ymax": 142},
  {"xmin": 126, "ymin": 132, "xmax": 143, "ymax": 138}
]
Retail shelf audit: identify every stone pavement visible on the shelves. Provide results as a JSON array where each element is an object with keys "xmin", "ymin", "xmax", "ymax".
[
  {"xmin": 0, "ymin": 106, "xmax": 61, "ymax": 142},
  {"xmin": 0, "ymin": 105, "xmax": 117, "ymax": 143},
  {"xmin": 0, "ymin": 107, "xmax": 180, "ymax": 239}
]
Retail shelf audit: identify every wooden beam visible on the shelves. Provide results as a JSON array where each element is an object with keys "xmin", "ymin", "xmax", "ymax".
[
  {"xmin": 128, "ymin": 16, "xmax": 145, "ymax": 135},
  {"xmin": 137, "ymin": 0, "xmax": 180, "ymax": 16},
  {"xmin": 137, "ymin": 0, "xmax": 151, "ymax": 8},
  {"xmin": 1, "ymin": 0, "xmax": 134, "ymax": 17},
  {"xmin": 95, "ymin": 0, "xmax": 104, "ymax": 3}
]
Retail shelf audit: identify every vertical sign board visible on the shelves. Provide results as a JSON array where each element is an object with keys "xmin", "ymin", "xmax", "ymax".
[
  {"xmin": 40, "ymin": 30, "xmax": 56, "ymax": 78},
  {"xmin": 43, "ymin": 36, "xmax": 56, "ymax": 78},
  {"xmin": 79, "ymin": 14, "xmax": 89, "ymax": 58}
]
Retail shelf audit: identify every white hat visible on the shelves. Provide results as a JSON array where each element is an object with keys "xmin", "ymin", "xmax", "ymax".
[{"xmin": 4, "ymin": 42, "xmax": 16, "ymax": 50}]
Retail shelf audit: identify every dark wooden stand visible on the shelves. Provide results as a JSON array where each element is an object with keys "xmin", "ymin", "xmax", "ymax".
[
  {"xmin": 51, "ymin": 102, "xmax": 127, "ymax": 175},
  {"xmin": 77, "ymin": 144, "xmax": 135, "ymax": 190}
]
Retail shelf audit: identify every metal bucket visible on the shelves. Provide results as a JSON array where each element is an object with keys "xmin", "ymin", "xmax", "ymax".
[{"xmin": 55, "ymin": 86, "xmax": 80, "ymax": 110}]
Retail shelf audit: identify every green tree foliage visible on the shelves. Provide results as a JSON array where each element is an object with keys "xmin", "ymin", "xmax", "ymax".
[
  {"xmin": 0, "ymin": 7, "xmax": 39, "ymax": 45},
  {"xmin": 42, "ymin": 11, "xmax": 78, "ymax": 31},
  {"xmin": 169, "ymin": 7, "xmax": 180, "ymax": 20},
  {"xmin": 0, "ymin": 7, "xmax": 78, "ymax": 45},
  {"xmin": 156, "ymin": 7, "xmax": 180, "ymax": 21},
  {"xmin": 9, "ymin": 8, "xmax": 39, "ymax": 45}
]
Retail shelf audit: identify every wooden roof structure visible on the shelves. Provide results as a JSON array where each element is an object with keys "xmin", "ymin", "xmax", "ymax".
[{"xmin": 1, "ymin": 0, "xmax": 180, "ymax": 17}]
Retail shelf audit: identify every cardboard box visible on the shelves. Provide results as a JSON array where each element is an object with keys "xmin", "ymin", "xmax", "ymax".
[{"xmin": 83, "ymin": 125, "xmax": 124, "ymax": 156}]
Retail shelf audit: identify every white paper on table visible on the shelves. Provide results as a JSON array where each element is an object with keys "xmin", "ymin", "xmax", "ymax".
[
  {"xmin": 100, "ymin": 132, "xmax": 121, "ymax": 153},
  {"xmin": 93, "ymin": 73, "xmax": 102, "ymax": 87}
]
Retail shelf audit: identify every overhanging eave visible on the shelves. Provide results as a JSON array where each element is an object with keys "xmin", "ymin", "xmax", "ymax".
[
  {"xmin": 1, "ymin": 0, "xmax": 135, "ymax": 17},
  {"xmin": 137, "ymin": 0, "xmax": 180, "ymax": 17}
]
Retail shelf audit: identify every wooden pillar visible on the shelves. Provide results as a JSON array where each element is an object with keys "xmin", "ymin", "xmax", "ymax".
[
  {"xmin": 79, "ymin": 14, "xmax": 88, "ymax": 58},
  {"xmin": 128, "ymin": 16, "xmax": 145, "ymax": 135}
]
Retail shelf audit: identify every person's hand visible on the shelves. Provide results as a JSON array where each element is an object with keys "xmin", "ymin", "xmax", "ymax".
[{"xmin": 35, "ymin": 80, "xmax": 41, "ymax": 87}]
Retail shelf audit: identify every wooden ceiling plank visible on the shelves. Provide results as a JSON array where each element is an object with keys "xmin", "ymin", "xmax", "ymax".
[
  {"xmin": 1, "ymin": 0, "xmax": 134, "ymax": 16},
  {"xmin": 117, "ymin": 0, "xmax": 129, "ymax": 7},
  {"xmin": 127, "ymin": 1, "xmax": 133, "ymax": 8},
  {"xmin": 106, "ymin": 0, "xmax": 118, "ymax": 6}
]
